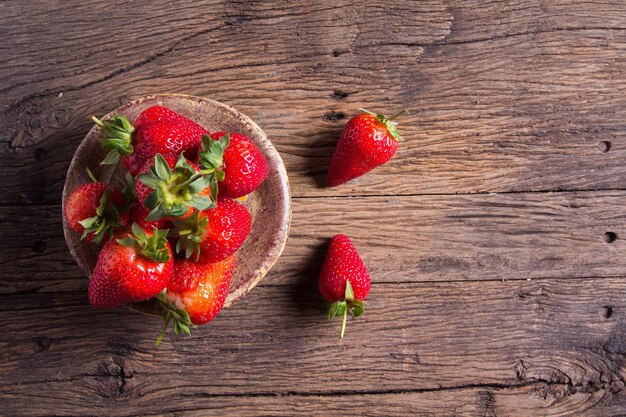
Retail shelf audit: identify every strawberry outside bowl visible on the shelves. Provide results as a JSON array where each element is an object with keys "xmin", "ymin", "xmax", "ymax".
[{"xmin": 62, "ymin": 94, "xmax": 291, "ymax": 313}]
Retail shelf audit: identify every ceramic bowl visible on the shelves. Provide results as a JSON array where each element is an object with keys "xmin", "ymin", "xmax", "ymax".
[{"xmin": 62, "ymin": 94, "xmax": 291, "ymax": 311}]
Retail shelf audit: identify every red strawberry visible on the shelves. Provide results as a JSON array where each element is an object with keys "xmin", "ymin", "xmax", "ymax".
[
  {"xmin": 64, "ymin": 182, "xmax": 128, "ymax": 243},
  {"xmin": 198, "ymin": 132, "xmax": 269, "ymax": 198},
  {"xmin": 128, "ymin": 202, "xmax": 172, "ymax": 231},
  {"xmin": 153, "ymin": 255, "xmax": 235, "ymax": 345},
  {"xmin": 93, "ymin": 106, "xmax": 209, "ymax": 176},
  {"xmin": 166, "ymin": 255, "xmax": 235, "ymax": 324},
  {"xmin": 327, "ymin": 110, "xmax": 404, "ymax": 187},
  {"xmin": 135, "ymin": 153, "xmax": 216, "ymax": 221},
  {"xmin": 88, "ymin": 224, "xmax": 173, "ymax": 308},
  {"xmin": 173, "ymin": 198, "xmax": 251, "ymax": 262},
  {"xmin": 318, "ymin": 234, "xmax": 371, "ymax": 339}
]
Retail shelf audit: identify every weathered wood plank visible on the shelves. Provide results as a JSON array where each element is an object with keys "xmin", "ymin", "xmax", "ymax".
[
  {"xmin": 1, "ymin": 278, "xmax": 624, "ymax": 416},
  {"xmin": 2, "ymin": 385, "xmax": 625, "ymax": 417},
  {"xmin": 1, "ymin": 1, "xmax": 626, "ymax": 204},
  {"xmin": 137, "ymin": 384, "xmax": 626, "ymax": 417},
  {"xmin": 3, "ymin": 190, "xmax": 626, "ymax": 294}
]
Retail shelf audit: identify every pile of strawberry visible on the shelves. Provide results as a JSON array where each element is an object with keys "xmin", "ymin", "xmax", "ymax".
[{"xmin": 64, "ymin": 106, "xmax": 269, "ymax": 344}]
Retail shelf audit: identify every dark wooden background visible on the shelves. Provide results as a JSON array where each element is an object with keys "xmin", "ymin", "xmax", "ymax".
[{"xmin": 2, "ymin": 1, "xmax": 626, "ymax": 416}]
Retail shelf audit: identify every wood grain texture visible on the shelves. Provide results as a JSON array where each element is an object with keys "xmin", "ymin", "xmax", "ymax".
[
  {"xmin": 3, "ymin": 190, "xmax": 626, "ymax": 294},
  {"xmin": 1, "ymin": 279, "xmax": 625, "ymax": 416},
  {"xmin": 1, "ymin": 0, "xmax": 626, "ymax": 205},
  {"xmin": 2, "ymin": 0, "xmax": 626, "ymax": 416}
]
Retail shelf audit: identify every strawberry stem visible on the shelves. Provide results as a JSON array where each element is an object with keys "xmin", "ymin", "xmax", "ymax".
[
  {"xmin": 86, "ymin": 167, "xmax": 98, "ymax": 183},
  {"xmin": 340, "ymin": 305, "xmax": 348, "ymax": 339},
  {"xmin": 155, "ymin": 311, "xmax": 171, "ymax": 347},
  {"xmin": 386, "ymin": 110, "xmax": 406, "ymax": 122},
  {"xmin": 172, "ymin": 172, "xmax": 202, "ymax": 192}
]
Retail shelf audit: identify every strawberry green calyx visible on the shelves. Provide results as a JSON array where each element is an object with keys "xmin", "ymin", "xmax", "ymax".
[
  {"xmin": 173, "ymin": 212, "xmax": 208, "ymax": 261},
  {"xmin": 199, "ymin": 132, "xmax": 230, "ymax": 177},
  {"xmin": 117, "ymin": 223, "xmax": 171, "ymax": 263},
  {"xmin": 78, "ymin": 188, "xmax": 126, "ymax": 244},
  {"xmin": 86, "ymin": 167, "xmax": 99, "ymax": 183},
  {"xmin": 327, "ymin": 280, "xmax": 365, "ymax": 339},
  {"xmin": 154, "ymin": 290, "xmax": 194, "ymax": 346},
  {"xmin": 198, "ymin": 132, "xmax": 230, "ymax": 196},
  {"xmin": 137, "ymin": 154, "xmax": 216, "ymax": 221},
  {"xmin": 92, "ymin": 115, "xmax": 135, "ymax": 165},
  {"xmin": 119, "ymin": 171, "xmax": 138, "ymax": 202},
  {"xmin": 359, "ymin": 109, "xmax": 405, "ymax": 141}
]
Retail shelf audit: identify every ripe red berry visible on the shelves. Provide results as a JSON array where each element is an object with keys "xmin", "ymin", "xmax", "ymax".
[
  {"xmin": 173, "ymin": 198, "xmax": 251, "ymax": 262},
  {"xmin": 93, "ymin": 106, "xmax": 209, "ymax": 176},
  {"xmin": 88, "ymin": 224, "xmax": 173, "ymax": 308},
  {"xmin": 198, "ymin": 132, "xmax": 269, "ymax": 198},
  {"xmin": 327, "ymin": 110, "xmax": 404, "ymax": 187},
  {"xmin": 318, "ymin": 234, "xmax": 371, "ymax": 339},
  {"xmin": 64, "ymin": 182, "xmax": 128, "ymax": 243}
]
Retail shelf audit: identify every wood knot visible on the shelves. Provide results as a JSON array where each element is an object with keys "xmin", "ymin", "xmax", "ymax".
[{"xmin": 94, "ymin": 358, "xmax": 134, "ymax": 398}]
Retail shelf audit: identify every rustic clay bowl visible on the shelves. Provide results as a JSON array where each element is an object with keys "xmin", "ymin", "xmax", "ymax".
[{"xmin": 62, "ymin": 94, "xmax": 291, "ymax": 312}]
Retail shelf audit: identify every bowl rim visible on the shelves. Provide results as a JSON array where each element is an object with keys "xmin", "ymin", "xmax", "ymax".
[{"xmin": 62, "ymin": 93, "xmax": 292, "ymax": 309}]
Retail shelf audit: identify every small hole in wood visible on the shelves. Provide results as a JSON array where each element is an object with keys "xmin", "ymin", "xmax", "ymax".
[
  {"xmin": 600, "ymin": 306, "xmax": 613, "ymax": 319},
  {"xmin": 35, "ymin": 148, "xmax": 47, "ymax": 161},
  {"xmin": 322, "ymin": 111, "xmax": 347, "ymax": 122},
  {"xmin": 603, "ymin": 232, "xmax": 617, "ymax": 243},
  {"xmin": 35, "ymin": 336, "xmax": 52, "ymax": 352},
  {"xmin": 330, "ymin": 91, "xmax": 348, "ymax": 101},
  {"xmin": 597, "ymin": 141, "xmax": 611, "ymax": 153},
  {"xmin": 332, "ymin": 49, "xmax": 340, "ymax": 57},
  {"xmin": 32, "ymin": 240, "xmax": 47, "ymax": 253}
]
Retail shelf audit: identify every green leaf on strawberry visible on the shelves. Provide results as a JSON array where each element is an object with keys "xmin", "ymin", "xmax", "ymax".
[
  {"xmin": 173, "ymin": 212, "xmax": 209, "ymax": 261},
  {"xmin": 78, "ymin": 188, "xmax": 127, "ymax": 244},
  {"xmin": 359, "ymin": 109, "xmax": 405, "ymax": 141},
  {"xmin": 199, "ymin": 132, "xmax": 230, "ymax": 173},
  {"xmin": 325, "ymin": 280, "xmax": 365, "ymax": 339},
  {"xmin": 116, "ymin": 223, "xmax": 171, "ymax": 263},
  {"xmin": 154, "ymin": 290, "xmax": 195, "ymax": 347},
  {"xmin": 136, "ymin": 153, "xmax": 216, "ymax": 221},
  {"xmin": 197, "ymin": 132, "xmax": 230, "ymax": 196},
  {"xmin": 92, "ymin": 115, "xmax": 135, "ymax": 165}
]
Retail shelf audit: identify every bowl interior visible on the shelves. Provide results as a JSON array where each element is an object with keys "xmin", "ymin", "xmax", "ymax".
[{"xmin": 62, "ymin": 94, "xmax": 291, "ymax": 308}]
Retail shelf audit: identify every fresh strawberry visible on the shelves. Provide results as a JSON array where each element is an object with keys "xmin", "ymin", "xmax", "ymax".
[
  {"xmin": 318, "ymin": 234, "xmax": 371, "ymax": 339},
  {"xmin": 173, "ymin": 198, "xmax": 251, "ymax": 262},
  {"xmin": 199, "ymin": 132, "xmax": 269, "ymax": 198},
  {"xmin": 153, "ymin": 255, "xmax": 236, "ymax": 345},
  {"xmin": 327, "ymin": 110, "xmax": 404, "ymax": 187},
  {"xmin": 135, "ymin": 153, "xmax": 216, "ymax": 221},
  {"xmin": 128, "ymin": 202, "xmax": 172, "ymax": 231},
  {"xmin": 64, "ymin": 182, "xmax": 128, "ymax": 243},
  {"xmin": 93, "ymin": 106, "xmax": 209, "ymax": 176},
  {"xmin": 88, "ymin": 224, "xmax": 173, "ymax": 308},
  {"xmin": 167, "ymin": 255, "xmax": 235, "ymax": 324}
]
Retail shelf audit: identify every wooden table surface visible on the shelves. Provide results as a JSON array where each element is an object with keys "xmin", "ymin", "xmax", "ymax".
[{"xmin": 2, "ymin": 1, "xmax": 626, "ymax": 416}]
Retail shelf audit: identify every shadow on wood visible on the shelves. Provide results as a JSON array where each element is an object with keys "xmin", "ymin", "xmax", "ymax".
[
  {"xmin": 285, "ymin": 237, "xmax": 329, "ymax": 321},
  {"xmin": 302, "ymin": 126, "xmax": 343, "ymax": 189}
]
